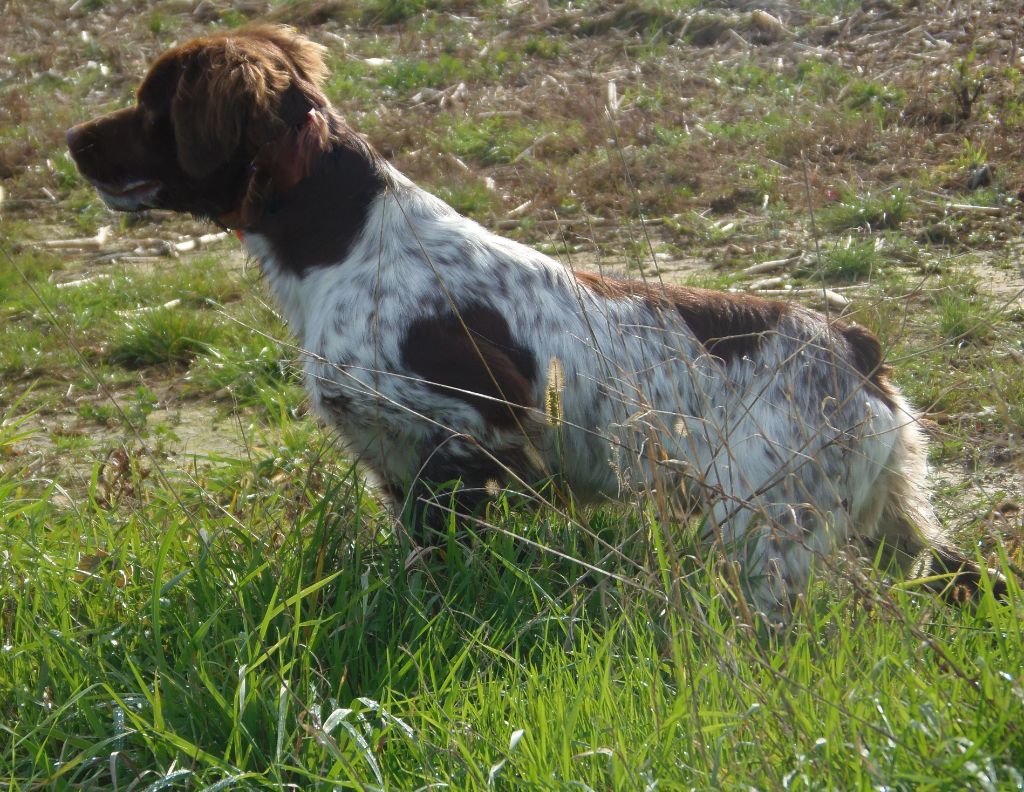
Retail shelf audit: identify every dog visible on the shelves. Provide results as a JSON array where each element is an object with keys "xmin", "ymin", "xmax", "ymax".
[{"xmin": 66, "ymin": 25, "xmax": 1007, "ymax": 617}]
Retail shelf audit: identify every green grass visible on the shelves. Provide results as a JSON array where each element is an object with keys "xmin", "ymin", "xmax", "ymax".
[
  {"xmin": 523, "ymin": 36, "xmax": 564, "ymax": 60},
  {"xmin": 1, "ymin": 433, "xmax": 1020, "ymax": 789},
  {"xmin": 431, "ymin": 179, "xmax": 495, "ymax": 217},
  {"xmin": 703, "ymin": 110, "xmax": 799, "ymax": 147},
  {"xmin": 323, "ymin": 57, "xmax": 377, "ymax": 104},
  {"xmin": 442, "ymin": 116, "xmax": 580, "ymax": 168},
  {"xmin": 378, "ymin": 53, "xmax": 470, "ymax": 93},
  {"xmin": 78, "ymin": 385, "xmax": 158, "ymax": 430},
  {"xmin": 802, "ymin": 238, "xmax": 881, "ymax": 283},
  {"xmin": 106, "ymin": 306, "xmax": 222, "ymax": 368},
  {"xmin": 844, "ymin": 79, "xmax": 905, "ymax": 115},
  {"xmin": 188, "ymin": 340, "xmax": 305, "ymax": 418},
  {"xmin": 935, "ymin": 280, "xmax": 1000, "ymax": 344},
  {"xmin": 820, "ymin": 189, "xmax": 911, "ymax": 232},
  {"xmin": 363, "ymin": 0, "xmax": 432, "ymax": 24}
]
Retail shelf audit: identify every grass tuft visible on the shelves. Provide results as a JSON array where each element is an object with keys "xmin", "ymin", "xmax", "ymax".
[
  {"xmin": 820, "ymin": 190, "xmax": 911, "ymax": 231},
  {"xmin": 432, "ymin": 179, "xmax": 494, "ymax": 217},
  {"xmin": 935, "ymin": 281, "xmax": 999, "ymax": 344},
  {"xmin": 364, "ymin": 0, "xmax": 431, "ymax": 24},
  {"xmin": 803, "ymin": 237, "xmax": 881, "ymax": 283},
  {"xmin": 188, "ymin": 341, "xmax": 305, "ymax": 417},
  {"xmin": 379, "ymin": 53, "xmax": 467, "ymax": 93},
  {"xmin": 107, "ymin": 307, "xmax": 222, "ymax": 368}
]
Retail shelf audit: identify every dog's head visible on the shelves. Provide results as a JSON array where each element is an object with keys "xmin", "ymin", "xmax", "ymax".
[{"xmin": 66, "ymin": 25, "xmax": 332, "ymax": 226}]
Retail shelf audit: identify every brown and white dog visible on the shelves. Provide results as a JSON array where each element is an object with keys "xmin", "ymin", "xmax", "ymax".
[{"xmin": 67, "ymin": 26, "xmax": 1006, "ymax": 616}]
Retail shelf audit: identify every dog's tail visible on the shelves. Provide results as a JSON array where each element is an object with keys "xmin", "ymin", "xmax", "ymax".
[
  {"xmin": 917, "ymin": 545, "xmax": 1011, "ymax": 603},
  {"xmin": 870, "ymin": 400, "xmax": 1012, "ymax": 604}
]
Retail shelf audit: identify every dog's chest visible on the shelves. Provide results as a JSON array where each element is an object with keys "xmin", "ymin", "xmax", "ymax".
[
  {"xmin": 248, "ymin": 235, "xmax": 469, "ymax": 432},
  {"xmin": 255, "ymin": 253, "xmax": 389, "ymax": 371}
]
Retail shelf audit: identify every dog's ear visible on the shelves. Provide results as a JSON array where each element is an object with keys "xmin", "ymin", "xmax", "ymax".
[
  {"xmin": 259, "ymin": 106, "xmax": 330, "ymax": 190},
  {"xmin": 164, "ymin": 28, "xmax": 328, "ymax": 181},
  {"xmin": 236, "ymin": 106, "xmax": 330, "ymax": 226},
  {"xmin": 167, "ymin": 42, "xmax": 290, "ymax": 180}
]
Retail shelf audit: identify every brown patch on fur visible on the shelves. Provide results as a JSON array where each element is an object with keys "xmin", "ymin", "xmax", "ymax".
[
  {"xmin": 401, "ymin": 304, "xmax": 537, "ymax": 429},
  {"xmin": 67, "ymin": 25, "xmax": 386, "ymax": 271},
  {"xmin": 142, "ymin": 25, "xmax": 334, "ymax": 226},
  {"xmin": 245, "ymin": 114, "xmax": 386, "ymax": 273},
  {"xmin": 141, "ymin": 24, "xmax": 330, "ymax": 181},
  {"xmin": 575, "ymin": 272, "xmax": 787, "ymax": 361},
  {"xmin": 225, "ymin": 107, "xmax": 332, "ymax": 229},
  {"xmin": 577, "ymin": 273, "xmax": 898, "ymax": 405},
  {"xmin": 65, "ymin": 105, "xmax": 159, "ymax": 188},
  {"xmin": 837, "ymin": 322, "xmax": 896, "ymax": 408},
  {"xmin": 66, "ymin": 26, "xmax": 333, "ymax": 221}
]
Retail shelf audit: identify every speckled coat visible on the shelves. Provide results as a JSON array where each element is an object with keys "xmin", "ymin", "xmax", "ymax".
[{"xmin": 248, "ymin": 162, "xmax": 948, "ymax": 614}]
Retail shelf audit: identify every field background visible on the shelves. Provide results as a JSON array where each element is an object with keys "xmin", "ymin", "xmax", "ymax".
[{"xmin": 2, "ymin": 0, "xmax": 1023, "ymax": 788}]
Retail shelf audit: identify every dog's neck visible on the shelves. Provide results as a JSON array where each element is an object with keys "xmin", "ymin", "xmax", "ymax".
[{"xmin": 228, "ymin": 110, "xmax": 391, "ymax": 277}]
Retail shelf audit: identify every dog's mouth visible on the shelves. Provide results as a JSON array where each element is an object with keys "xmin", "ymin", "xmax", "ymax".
[{"xmin": 90, "ymin": 178, "xmax": 162, "ymax": 210}]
